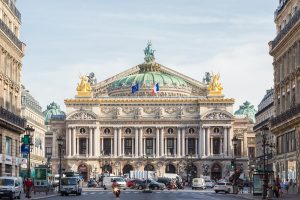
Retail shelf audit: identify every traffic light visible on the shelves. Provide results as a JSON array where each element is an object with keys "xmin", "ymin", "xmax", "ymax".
[{"xmin": 22, "ymin": 135, "xmax": 30, "ymax": 145}]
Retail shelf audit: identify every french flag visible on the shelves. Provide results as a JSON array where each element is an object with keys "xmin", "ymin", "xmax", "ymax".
[{"xmin": 152, "ymin": 83, "xmax": 159, "ymax": 96}]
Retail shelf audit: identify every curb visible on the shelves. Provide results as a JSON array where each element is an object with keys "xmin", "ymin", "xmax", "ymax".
[{"xmin": 227, "ymin": 194, "xmax": 255, "ymax": 200}]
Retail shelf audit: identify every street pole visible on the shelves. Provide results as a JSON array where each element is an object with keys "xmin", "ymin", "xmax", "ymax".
[
  {"xmin": 25, "ymin": 125, "xmax": 34, "ymax": 199},
  {"xmin": 143, "ymin": 155, "xmax": 152, "ymax": 193}
]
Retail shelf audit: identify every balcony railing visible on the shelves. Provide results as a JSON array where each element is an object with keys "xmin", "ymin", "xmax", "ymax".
[
  {"xmin": 272, "ymin": 8, "xmax": 300, "ymax": 49},
  {"xmin": 253, "ymin": 118, "xmax": 269, "ymax": 131},
  {"xmin": 3, "ymin": 0, "xmax": 21, "ymax": 22},
  {"xmin": 0, "ymin": 106, "xmax": 26, "ymax": 130},
  {"xmin": 0, "ymin": 18, "xmax": 23, "ymax": 51},
  {"xmin": 271, "ymin": 103, "xmax": 300, "ymax": 126}
]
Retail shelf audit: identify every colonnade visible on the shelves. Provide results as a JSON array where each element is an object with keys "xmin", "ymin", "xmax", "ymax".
[{"xmin": 64, "ymin": 125, "xmax": 233, "ymax": 158}]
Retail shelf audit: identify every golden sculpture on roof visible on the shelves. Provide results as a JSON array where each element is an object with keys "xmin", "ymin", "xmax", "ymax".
[
  {"xmin": 208, "ymin": 72, "xmax": 223, "ymax": 96},
  {"xmin": 76, "ymin": 75, "xmax": 91, "ymax": 97}
]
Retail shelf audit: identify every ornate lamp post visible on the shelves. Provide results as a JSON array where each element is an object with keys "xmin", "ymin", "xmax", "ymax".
[
  {"xmin": 261, "ymin": 127, "xmax": 269, "ymax": 200},
  {"xmin": 231, "ymin": 135, "xmax": 238, "ymax": 193},
  {"xmin": 143, "ymin": 155, "xmax": 152, "ymax": 193},
  {"xmin": 25, "ymin": 125, "xmax": 34, "ymax": 198},
  {"xmin": 57, "ymin": 136, "xmax": 64, "ymax": 193}
]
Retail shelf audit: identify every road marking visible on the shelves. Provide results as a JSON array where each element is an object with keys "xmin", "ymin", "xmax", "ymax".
[{"xmin": 90, "ymin": 192, "xmax": 95, "ymax": 194}]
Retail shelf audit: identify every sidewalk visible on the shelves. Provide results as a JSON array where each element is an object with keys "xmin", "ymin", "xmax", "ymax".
[
  {"xmin": 20, "ymin": 191, "xmax": 58, "ymax": 200},
  {"xmin": 229, "ymin": 192, "xmax": 300, "ymax": 200}
]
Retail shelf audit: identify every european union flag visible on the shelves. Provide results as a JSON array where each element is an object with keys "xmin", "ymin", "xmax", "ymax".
[{"xmin": 131, "ymin": 83, "xmax": 139, "ymax": 94}]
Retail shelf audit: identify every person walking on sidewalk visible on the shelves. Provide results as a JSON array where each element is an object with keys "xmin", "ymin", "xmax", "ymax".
[{"xmin": 25, "ymin": 178, "xmax": 33, "ymax": 198}]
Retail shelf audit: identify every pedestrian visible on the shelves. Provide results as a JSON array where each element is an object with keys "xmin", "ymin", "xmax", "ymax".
[
  {"xmin": 272, "ymin": 180, "xmax": 277, "ymax": 197},
  {"xmin": 279, "ymin": 181, "xmax": 284, "ymax": 197},
  {"xmin": 25, "ymin": 178, "xmax": 33, "ymax": 198},
  {"xmin": 284, "ymin": 179, "xmax": 289, "ymax": 194}
]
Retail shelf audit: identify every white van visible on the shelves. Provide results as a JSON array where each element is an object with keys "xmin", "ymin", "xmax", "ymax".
[
  {"xmin": 192, "ymin": 178, "xmax": 205, "ymax": 190},
  {"xmin": 60, "ymin": 177, "xmax": 82, "ymax": 196},
  {"xmin": 0, "ymin": 177, "xmax": 22, "ymax": 199},
  {"xmin": 102, "ymin": 177, "xmax": 126, "ymax": 190}
]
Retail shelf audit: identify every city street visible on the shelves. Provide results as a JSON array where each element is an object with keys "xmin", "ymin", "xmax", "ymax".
[{"xmin": 21, "ymin": 188, "xmax": 244, "ymax": 200}]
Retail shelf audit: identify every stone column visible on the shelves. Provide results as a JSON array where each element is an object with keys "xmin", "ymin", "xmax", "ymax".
[
  {"xmin": 207, "ymin": 128, "xmax": 211, "ymax": 156},
  {"xmin": 114, "ymin": 128, "xmax": 118, "ymax": 157},
  {"xmin": 68, "ymin": 128, "xmax": 72, "ymax": 157},
  {"xmin": 143, "ymin": 138, "xmax": 146, "ymax": 155},
  {"xmin": 164, "ymin": 138, "xmax": 167, "ymax": 156},
  {"xmin": 211, "ymin": 137, "xmax": 213, "ymax": 155},
  {"xmin": 174, "ymin": 138, "xmax": 177, "ymax": 157},
  {"xmin": 181, "ymin": 128, "xmax": 186, "ymax": 156},
  {"xmin": 160, "ymin": 127, "xmax": 164, "ymax": 156},
  {"xmin": 135, "ymin": 127, "xmax": 139, "ymax": 157},
  {"xmin": 111, "ymin": 138, "xmax": 113, "ymax": 155},
  {"xmin": 118, "ymin": 128, "xmax": 122, "ymax": 156},
  {"xmin": 86, "ymin": 137, "xmax": 89, "ymax": 157},
  {"xmin": 224, "ymin": 127, "xmax": 228, "ymax": 156},
  {"xmin": 89, "ymin": 128, "xmax": 93, "ymax": 157},
  {"xmin": 72, "ymin": 128, "xmax": 76, "ymax": 156},
  {"xmin": 139, "ymin": 128, "xmax": 143, "ymax": 157},
  {"xmin": 95, "ymin": 127, "xmax": 100, "ymax": 157},
  {"xmin": 177, "ymin": 128, "xmax": 181, "ymax": 157},
  {"xmin": 93, "ymin": 128, "xmax": 97, "ymax": 156},
  {"xmin": 122, "ymin": 138, "xmax": 125, "ymax": 156},
  {"xmin": 198, "ymin": 127, "xmax": 202, "ymax": 157},
  {"xmin": 202, "ymin": 127, "xmax": 206, "ymax": 156},
  {"xmin": 229, "ymin": 127, "xmax": 233, "ymax": 156},
  {"xmin": 101, "ymin": 138, "xmax": 104, "ymax": 154},
  {"xmin": 131, "ymin": 138, "xmax": 134, "ymax": 156},
  {"xmin": 76, "ymin": 138, "xmax": 79, "ymax": 156},
  {"xmin": 156, "ymin": 127, "xmax": 160, "ymax": 157},
  {"xmin": 195, "ymin": 138, "xmax": 198, "ymax": 157}
]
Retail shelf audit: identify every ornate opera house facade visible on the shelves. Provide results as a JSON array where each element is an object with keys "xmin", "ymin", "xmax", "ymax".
[{"xmin": 49, "ymin": 43, "xmax": 250, "ymax": 181}]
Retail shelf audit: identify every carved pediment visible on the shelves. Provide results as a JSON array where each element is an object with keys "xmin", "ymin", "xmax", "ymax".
[
  {"xmin": 68, "ymin": 112, "xmax": 97, "ymax": 120},
  {"xmin": 202, "ymin": 111, "xmax": 232, "ymax": 120}
]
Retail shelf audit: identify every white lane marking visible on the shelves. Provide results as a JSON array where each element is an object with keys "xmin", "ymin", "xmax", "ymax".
[{"xmin": 90, "ymin": 192, "xmax": 95, "ymax": 194}]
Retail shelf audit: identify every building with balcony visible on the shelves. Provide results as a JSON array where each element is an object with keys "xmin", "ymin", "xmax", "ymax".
[
  {"xmin": 46, "ymin": 43, "xmax": 252, "ymax": 182},
  {"xmin": 20, "ymin": 85, "xmax": 46, "ymax": 175},
  {"xmin": 254, "ymin": 89, "xmax": 275, "ymax": 172},
  {"xmin": 0, "ymin": 0, "xmax": 25, "ymax": 176},
  {"xmin": 269, "ymin": 0, "xmax": 300, "ymax": 193}
]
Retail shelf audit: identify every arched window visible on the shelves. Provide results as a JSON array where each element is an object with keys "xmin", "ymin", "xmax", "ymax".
[
  {"xmin": 167, "ymin": 128, "xmax": 174, "ymax": 134},
  {"xmin": 79, "ymin": 128, "xmax": 86, "ymax": 134}
]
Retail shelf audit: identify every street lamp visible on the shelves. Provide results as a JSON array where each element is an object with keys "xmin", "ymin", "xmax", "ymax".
[
  {"xmin": 25, "ymin": 125, "xmax": 34, "ymax": 198},
  {"xmin": 143, "ymin": 155, "xmax": 152, "ymax": 193},
  {"xmin": 261, "ymin": 127, "xmax": 269, "ymax": 200},
  {"xmin": 57, "ymin": 136, "xmax": 64, "ymax": 193},
  {"xmin": 231, "ymin": 135, "xmax": 238, "ymax": 193}
]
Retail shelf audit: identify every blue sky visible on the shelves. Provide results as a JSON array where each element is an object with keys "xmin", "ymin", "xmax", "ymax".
[{"xmin": 18, "ymin": 0, "xmax": 278, "ymax": 111}]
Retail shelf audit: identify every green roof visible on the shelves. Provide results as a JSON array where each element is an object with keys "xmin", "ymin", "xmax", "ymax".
[
  {"xmin": 112, "ymin": 71, "xmax": 187, "ymax": 89},
  {"xmin": 234, "ymin": 101, "xmax": 257, "ymax": 122},
  {"xmin": 43, "ymin": 102, "xmax": 65, "ymax": 124}
]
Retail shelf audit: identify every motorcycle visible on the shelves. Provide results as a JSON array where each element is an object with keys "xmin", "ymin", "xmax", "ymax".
[
  {"xmin": 167, "ymin": 181, "xmax": 178, "ymax": 190},
  {"xmin": 113, "ymin": 187, "xmax": 121, "ymax": 198}
]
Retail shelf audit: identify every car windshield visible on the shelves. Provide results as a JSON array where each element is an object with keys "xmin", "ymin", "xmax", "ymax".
[
  {"xmin": 217, "ymin": 183, "xmax": 225, "ymax": 185},
  {"xmin": 0, "ymin": 179, "xmax": 14, "ymax": 186},
  {"xmin": 205, "ymin": 180, "xmax": 211, "ymax": 182},
  {"xmin": 113, "ymin": 178, "xmax": 124, "ymax": 182},
  {"xmin": 61, "ymin": 178, "xmax": 77, "ymax": 185}
]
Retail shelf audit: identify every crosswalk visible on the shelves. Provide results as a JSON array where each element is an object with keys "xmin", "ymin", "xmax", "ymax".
[{"xmin": 81, "ymin": 190, "xmax": 214, "ymax": 196}]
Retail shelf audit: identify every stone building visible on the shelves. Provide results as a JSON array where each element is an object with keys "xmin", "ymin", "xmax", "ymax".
[
  {"xmin": 233, "ymin": 101, "xmax": 257, "ymax": 179},
  {"xmin": 47, "ymin": 43, "xmax": 253, "ymax": 182},
  {"xmin": 254, "ymin": 89, "xmax": 275, "ymax": 172},
  {"xmin": 0, "ymin": 0, "xmax": 25, "ymax": 176},
  {"xmin": 269, "ymin": 0, "xmax": 300, "ymax": 191},
  {"xmin": 20, "ymin": 85, "xmax": 46, "ymax": 175}
]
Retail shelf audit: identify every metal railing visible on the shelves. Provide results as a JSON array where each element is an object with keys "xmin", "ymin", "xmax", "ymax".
[
  {"xmin": 271, "ymin": 103, "xmax": 300, "ymax": 126},
  {"xmin": 272, "ymin": 8, "xmax": 300, "ymax": 49},
  {"xmin": 0, "ymin": 106, "xmax": 26, "ymax": 129},
  {"xmin": 0, "ymin": 18, "xmax": 23, "ymax": 50},
  {"xmin": 3, "ymin": 0, "xmax": 21, "ymax": 22}
]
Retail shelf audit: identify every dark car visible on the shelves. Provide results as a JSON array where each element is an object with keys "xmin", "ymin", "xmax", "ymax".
[
  {"xmin": 135, "ymin": 179, "xmax": 165, "ymax": 190},
  {"xmin": 156, "ymin": 177, "xmax": 171, "ymax": 186}
]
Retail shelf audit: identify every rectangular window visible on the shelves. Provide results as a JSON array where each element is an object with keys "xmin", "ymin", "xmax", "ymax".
[
  {"xmin": 248, "ymin": 147, "xmax": 255, "ymax": 158},
  {"xmin": 145, "ymin": 139, "xmax": 153, "ymax": 155},
  {"xmin": 124, "ymin": 138, "xmax": 132, "ymax": 155},
  {"xmin": 188, "ymin": 138, "xmax": 196, "ymax": 155},
  {"xmin": 79, "ymin": 138, "xmax": 87, "ymax": 155},
  {"xmin": 167, "ymin": 138, "xmax": 174, "ymax": 156},
  {"xmin": 103, "ymin": 138, "xmax": 111, "ymax": 155},
  {"xmin": 212, "ymin": 138, "xmax": 220, "ymax": 155},
  {"xmin": 46, "ymin": 147, "xmax": 52, "ymax": 154},
  {"xmin": 0, "ymin": 135, "xmax": 2, "ymax": 154},
  {"xmin": 5, "ymin": 137, "xmax": 12, "ymax": 156}
]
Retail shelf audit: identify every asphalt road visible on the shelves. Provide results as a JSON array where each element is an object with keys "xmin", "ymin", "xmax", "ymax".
[{"xmin": 38, "ymin": 188, "xmax": 244, "ymax": 200}]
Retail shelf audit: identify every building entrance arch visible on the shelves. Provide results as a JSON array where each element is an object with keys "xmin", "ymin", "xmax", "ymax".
[
  {"xmin": 165, "ymin": 164, "xmax": 176, "ymax": 173},
  {"xmin": 211, "ymin": 163, "xmax": 222, "ymax": 181},
  {"xmin": 144, "ymin": 164, "xmax": 155, "ymax": 171},
  {"xmin": 78, "ymin": 164, "xmax": 88, "ymax": 182},
  {"xmin": 123, "ymin": 164, "xmax": 133, "ymax": 175}
]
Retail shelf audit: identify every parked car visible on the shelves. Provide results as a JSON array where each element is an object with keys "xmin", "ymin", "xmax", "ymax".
[
  {"xmin": 0, "ymin": 177, "xmax": 22, "ymax": 199},
  {"xmin": 156, "ymin": 177, "xmax": 171, "ymax": 186},
  {"xmin": 213, "ymin": 182, "xmax": 233, "ymax": 194},
  {"xmin": 103, "ymin": 177, "xmax": 127, "ymax": 190},
  {"xmin": 192, "ymin": 178, "xmax": 205, "ymax": 190},
  {"xmin": 87, "ymin": 179, "xmax": 98, "ymax": 188},
  {"xmin": 135, "ymin": 179, "xmax": 165, "ymax": 190},
  {"xmin": 126, "ymin": 179, "xmax": 143, "ymax": 189},
  {"xmin": 204, "ymin": 180, "xmax": 214, "ymax": 188}
]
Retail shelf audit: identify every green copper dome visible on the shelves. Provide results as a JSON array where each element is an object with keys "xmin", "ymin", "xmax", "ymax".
[
  {"xmin": 234, "ymin": 101, "xmax": 257, "ymax": 123},
  {"xmin": 112, "ymin": 71, "xmax": 187, "ymax": 89},
  {"xmin": 43, "ymin": 102, "xmax": 66, "ymax": 124}
]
